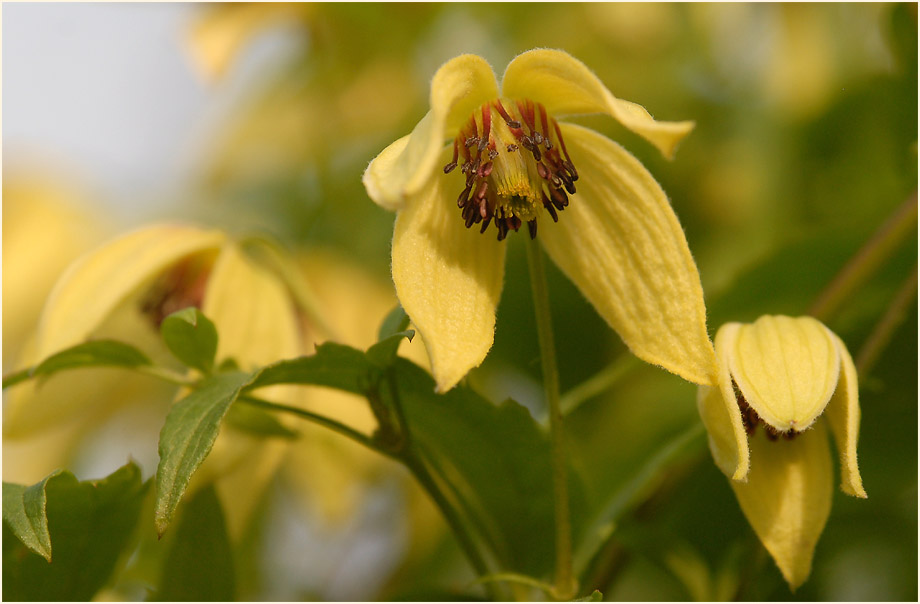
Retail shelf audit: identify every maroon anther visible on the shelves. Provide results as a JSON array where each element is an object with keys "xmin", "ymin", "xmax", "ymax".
[{"xmin": 479, "ymin": 161, "xmax": 493, "ymax": 178}]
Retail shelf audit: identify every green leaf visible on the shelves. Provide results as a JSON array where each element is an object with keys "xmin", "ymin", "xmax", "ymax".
[
  {"xmin": 27, "ymin": 340, "xmax": 150, "ymax": 385},
  {"xmin": 2, "ymin": 472, "xmax": 61, "ymax": 561},
  {"xmin": 245, "ymin": 342, "xmax": 376, "ymax": 395},
  {"xmin": 155, "ymin": 371, "xmax": 252, "ymax": 536},
  {"xmin": 366, "ymin": 329, "xmax": 415, "ymax": 367},
  {"xmin": 378, "ymin": 304, "xmax": 411, "ymax": 340},
  {"xmin": 156, "ymin": 485, "xmax": 236, "ymax": 601},
  {"xmin": 575, "ymin": 589, "xmax": 604, "ymax": 601},
  {"xmin": 2, "ymin": 463, "xmax": 148, "ymax": 601},
  {"xmin": 160, "ymin": 307, "xmax": 218, "ymax": 373},
  {"xmin": 393, "ymin": 358, "xmax": 589, "ymax": 578}
]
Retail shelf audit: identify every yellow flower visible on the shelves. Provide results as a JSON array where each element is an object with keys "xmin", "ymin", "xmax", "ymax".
[
  {"xmin": 363, "ymin": 48, "xmax": 716, "ymax": 392},
  {"xmin": 697, "ymin": 315, "xmax": 866, "ymax": 590}
]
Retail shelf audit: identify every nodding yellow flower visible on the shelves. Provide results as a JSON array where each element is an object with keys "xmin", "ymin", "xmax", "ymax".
[
  {"xmin": 363, "ymin": 48, "xmax": 716, "ymax": 392},
  {"xmin": 697, "ymin": 315, "xmax": 866, "ymax": 590}
]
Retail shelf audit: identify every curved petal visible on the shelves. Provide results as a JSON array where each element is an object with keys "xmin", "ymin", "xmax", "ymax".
[
  {"xmin": 697, "ymin": 323, "xmax": 750, "ymax": 480},
  {"xmin": 539, "ymin": 123, "xmax": 717, "ymax": 386},
  {"xmin": 35, "ymin": 224, "xmax": 226, "ymax": 359},
  {"xmin": 391, "ymin": 165, "xmax": 505, "ymax": 392},
  {"xmin": 824, "ymin": 332, "xmax": 867, "ymax": 498},
  {"xmin": 363, "ymin": 55, "xmax": 498, "ymax": 210},
  {"xmin": 730, "ymin": 316, "xmax": 839, "ymax": 433},
  {"xmin": 500, "ymin": 49, "xmax": 693, "ymax": 159},
  {"xmin": 730, "ymin": 421, "xmax": 833, "ymax": 591}
]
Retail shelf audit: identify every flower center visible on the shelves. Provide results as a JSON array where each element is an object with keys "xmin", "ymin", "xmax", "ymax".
[
  {"xmin": 733, "ymin": 380, "xmax": 799, "ymax": 441},
  {"xmin": 443, "ymin": 98, "xmax": 578, "ymax": 241}
]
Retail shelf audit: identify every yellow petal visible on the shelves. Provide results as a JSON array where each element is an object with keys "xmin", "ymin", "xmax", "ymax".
[
  {"xmin": 202, "ymin": 242, "xmax": 303, "ymax": 369},
  {"xmin": 363, "ymin": 54, "xmax": 498, "ymax": 210},
  {"xmin": 730, "ymin": 422, "xmax": 833, "ymax": 591},
  {"xmin": 391, "ymin": 164, "xmax": 505, "ymax": 392},
  {"xmin": 35, "ymin": 224, "xmax": 226, "ymax": 359},
  {"xmin": 539, "ymin": 123, "xmax": 717, "ymax": 386},
  {"xmin": 698, "ymin": 323, "xmax": 750, "ymax": 480},
  {"xmin": 500, "ymin": 48, "xmax": 694, "ymax": 159},
  {"xmin": 730, "ymin": 316, "xmax": 839, "ymax": 433},
  {"xmin": 824, "ymin": 332, "xmax": 867, "ymax": 498}
]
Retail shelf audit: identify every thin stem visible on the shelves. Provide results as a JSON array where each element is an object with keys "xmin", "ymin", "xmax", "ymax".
[
  {"xmin": 525, "ymin": 237, "xmax": 576, "ymax": 601},
  {"xmin": 560, "ymin": 354, "xmax": 641, "ymax": 417},
  {"xmin": 809, "ymin": 192, "xmax": 917, "ymax": 321},
  {"xmin": 134, "ymin": 365, "xmax": 198, "ymax": 387},
  {"xmin": 236, "ymin": 394, "xmax": 388, "ymax": 457},
  {"xmin": 855, "ymin": 265, "xmax": 918, "ymax": 377}
]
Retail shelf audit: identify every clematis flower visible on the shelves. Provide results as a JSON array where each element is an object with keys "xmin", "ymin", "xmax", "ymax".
[
  {"xmin": 697, "ymin": 315, "xmax": 866, "ymax": 590},
  {"xmin": 363, "ymin": 49, "xmax": 716, "ymax": 393}
]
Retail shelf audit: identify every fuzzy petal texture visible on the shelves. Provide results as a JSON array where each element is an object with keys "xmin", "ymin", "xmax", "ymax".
[
  {"xmin": 363, "ymin": 55, "xmax": 498, "ymax": 210},
  {"xmin": 729, "ymin": 316, "xmax": 839, "ymax": 433},
  {"xmin": 35, "ymin": 224, "xmax": 226, "ymax": 359},
  {"xmin": 823, "ymin": 332, "xmax": 867, "ymax": 498},
  {"xmin": 730, "ymin": 422, "xmax": 833, "ymax": 591},
  {"xmin": 703, "ymin": 322, "xmax": 751, "ymax": 480},
  {"xmin": 501, "ymin": 48, "xmax": 694, "ymax": 159},
  {"xmin": 391, "ymin": 167, "xmax": 505, "ymax": 392},
  {"xmin": 539, "ymin": 123, "xmax": 716, "ymax": 386}
]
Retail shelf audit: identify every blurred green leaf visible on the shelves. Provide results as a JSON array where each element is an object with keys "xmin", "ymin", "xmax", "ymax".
[
  {"xmin": 155, "ymin": 371, "xmax": 252, "ymax": 536},
  {"xmin": 575, "ymin": 589, "xmax": 604, "ymax": 601},
  {"xmin": 2, "ymin": 340, "xmax": 151, "ymax": 389},
  {"xmin": 368, "ymin": 304, "xmax": 415, "ymax": 366},
  {"xmin": 245, "ymin": 342, "xmax": 376, "ymax": 394},
  {"xmin": 161, "ymin": 307, "xmax": 218, "ymax": 373},
  {"xmin": 2, "ymin": 463, "xmax": 148, "ymax": 601},
  {"xmin": 393, "ymin": 358, "xmax": 589, "ymax": 579},
  {"xmin": 224, "ymin": 403, "xmax": 299, "ymax": 439},
  {"xmin": 156, "ymin": 485, "xmax": 236, "ymax": 601}
]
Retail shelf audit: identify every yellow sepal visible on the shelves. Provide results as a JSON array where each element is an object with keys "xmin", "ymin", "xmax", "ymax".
[
  {"xmin": 730, "ymin": 422, "xmax": 833, "ymax": 591},
  {"xmin": 500, "ymin": 48, "xmax": 694, "ymax": 159},
  {"xmin": 363, "ymin": 54, "xmax": 498, "ymax": 210},
  {"xmin": 539, "ymin": 123, "xmax": 717, "ymax": 386},
  {"xmin": 729, "ymin": 316, "xmax": 839, "ymax": 433},
  {"xmin": 824, "ymin": 332, "xmax": 867, "ymax": 498},
  {"xmin": 391, "ymin": 164, "xmax": 505, "ymax": 392}
]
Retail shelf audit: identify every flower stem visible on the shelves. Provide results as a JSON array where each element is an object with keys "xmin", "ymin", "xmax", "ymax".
[
  {"xmin": 525, "ymin": 238, "xmax": 576, "ymax": 601},
  {"xmin": 855, "ymin": 264, "xmax": 918, "ymax": 377},
  {"xmin": 809, "ymin": 192, "xmax": 917, "ymax": 321}
]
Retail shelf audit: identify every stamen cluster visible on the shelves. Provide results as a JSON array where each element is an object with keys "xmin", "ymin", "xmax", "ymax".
[
  {"xmin": 443, "ymin": 99, "xmax": 579, "ymax": 240},
  {"xmin": 734, "ymin": 381, "xmax": 799, "ymax": 441}
]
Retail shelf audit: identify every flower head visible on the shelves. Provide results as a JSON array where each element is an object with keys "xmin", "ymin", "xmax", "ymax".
[
  {"xmin": 697, "ymin": 315, "xmax": 866, "ymax": 590},
  {"xmin": 363, "ymin": 48, "xmax": 716, "ymax": 392}
]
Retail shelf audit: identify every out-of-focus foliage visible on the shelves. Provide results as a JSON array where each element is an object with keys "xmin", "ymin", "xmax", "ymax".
[{"xmin": 3, "ymin": 2, "xmax": 916, "ymax": 601}]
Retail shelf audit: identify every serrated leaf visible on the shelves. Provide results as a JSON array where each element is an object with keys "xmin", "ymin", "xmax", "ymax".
[
  {"xmin": 156, "ymin": 485, "xmax": 236, "ymax": 601},
  {"xmin": 2, "ymin": 463, "xmax": 148, "ymax": 601},
  {"xmin": 160, "ymin": 307, "xmax": 218, "ymax": 373},
  {"xmin": 155, "ymin": 371, "xmax": 252, "ymax": 536},
  {"xmin": 245, "ymin": 342, "xmax": 376, "ymax": 395},
  {"xmin": 366, "ymin": 329, "xmax": 415, "ymax": 367},
  {"xmin": 393, "ymin": 358, "xmax": 588, "ymax": 578},
  {"xmin": 28, "ymin": 340, "xmax": 150, "ymax": 383},
  {"xmin": 2, "ymin": 472, "xmax": 61, "ymax": 561}
]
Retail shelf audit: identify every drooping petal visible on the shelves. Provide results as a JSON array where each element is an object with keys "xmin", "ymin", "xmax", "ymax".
[
  {"xmin": 500, "ymin": 48, "xmax": 694, "ymax": 159},
  {"xmin": 363, "ymin": 55, "xmax": 498, "ymax": 210},
  {"xmin": 391, "ymin": 166, "xmax": 505, "ymax": 392},
  {"xmin": 698, "ymin": 323, "xmax": 750, "ymax": 480},
  {"xmin": 823, "ymin": 332, "xmax": 867, "ymax": 498},
  {"xmin": 730, "ymin": 422, "xmax": 833, "ymax": 591},
  {"xmin": 35, "ymin": 224, "xmax": 226, "ymax": 359},
  {"xmin": 729, "ymin": 316, "xmax": 839, "ymax": 433},
  {"xmin": 539, "ymin": 123, "xmax": 717, "ymax": 386}
]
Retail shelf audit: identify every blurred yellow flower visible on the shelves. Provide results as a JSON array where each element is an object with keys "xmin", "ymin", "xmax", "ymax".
[
  {"xmin": 363, "ymin": 48, "xmax": 716, "ymax": 392},
  {"xmin": 697, "ymin": 315, "xmax": 866, "ymax": 590},
  {"xmin": 3, "ymin": 223, "xmax": 428, "ymax": 539}
]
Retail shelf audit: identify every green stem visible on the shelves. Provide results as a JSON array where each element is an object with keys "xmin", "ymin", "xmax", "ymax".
[
  {"xmin": 134, "ymin": 365, "xmax": 198, "ymax": 387},
  {"xmin": 809, "ymin": 192, "xmax": 917, "ymax": 321},
  {"xmin": 236, "ymin": 394, "xmax": 388, "ymax": 457},
  {"xmin": 560, "ymin": 354, "xmax": 641, "ymax": 417},
  {"xmin": 525, "ymin": 238, "xmax": 576, "ymax": 601},
  {"xmin": 855, "ymin": 265, "xmax": 918, "ymax": 377}
]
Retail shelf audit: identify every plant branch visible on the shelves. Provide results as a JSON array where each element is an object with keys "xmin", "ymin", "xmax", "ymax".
[{"xmin": 855, "ymin": 265, "xmax": 918, "ymax": 377}]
